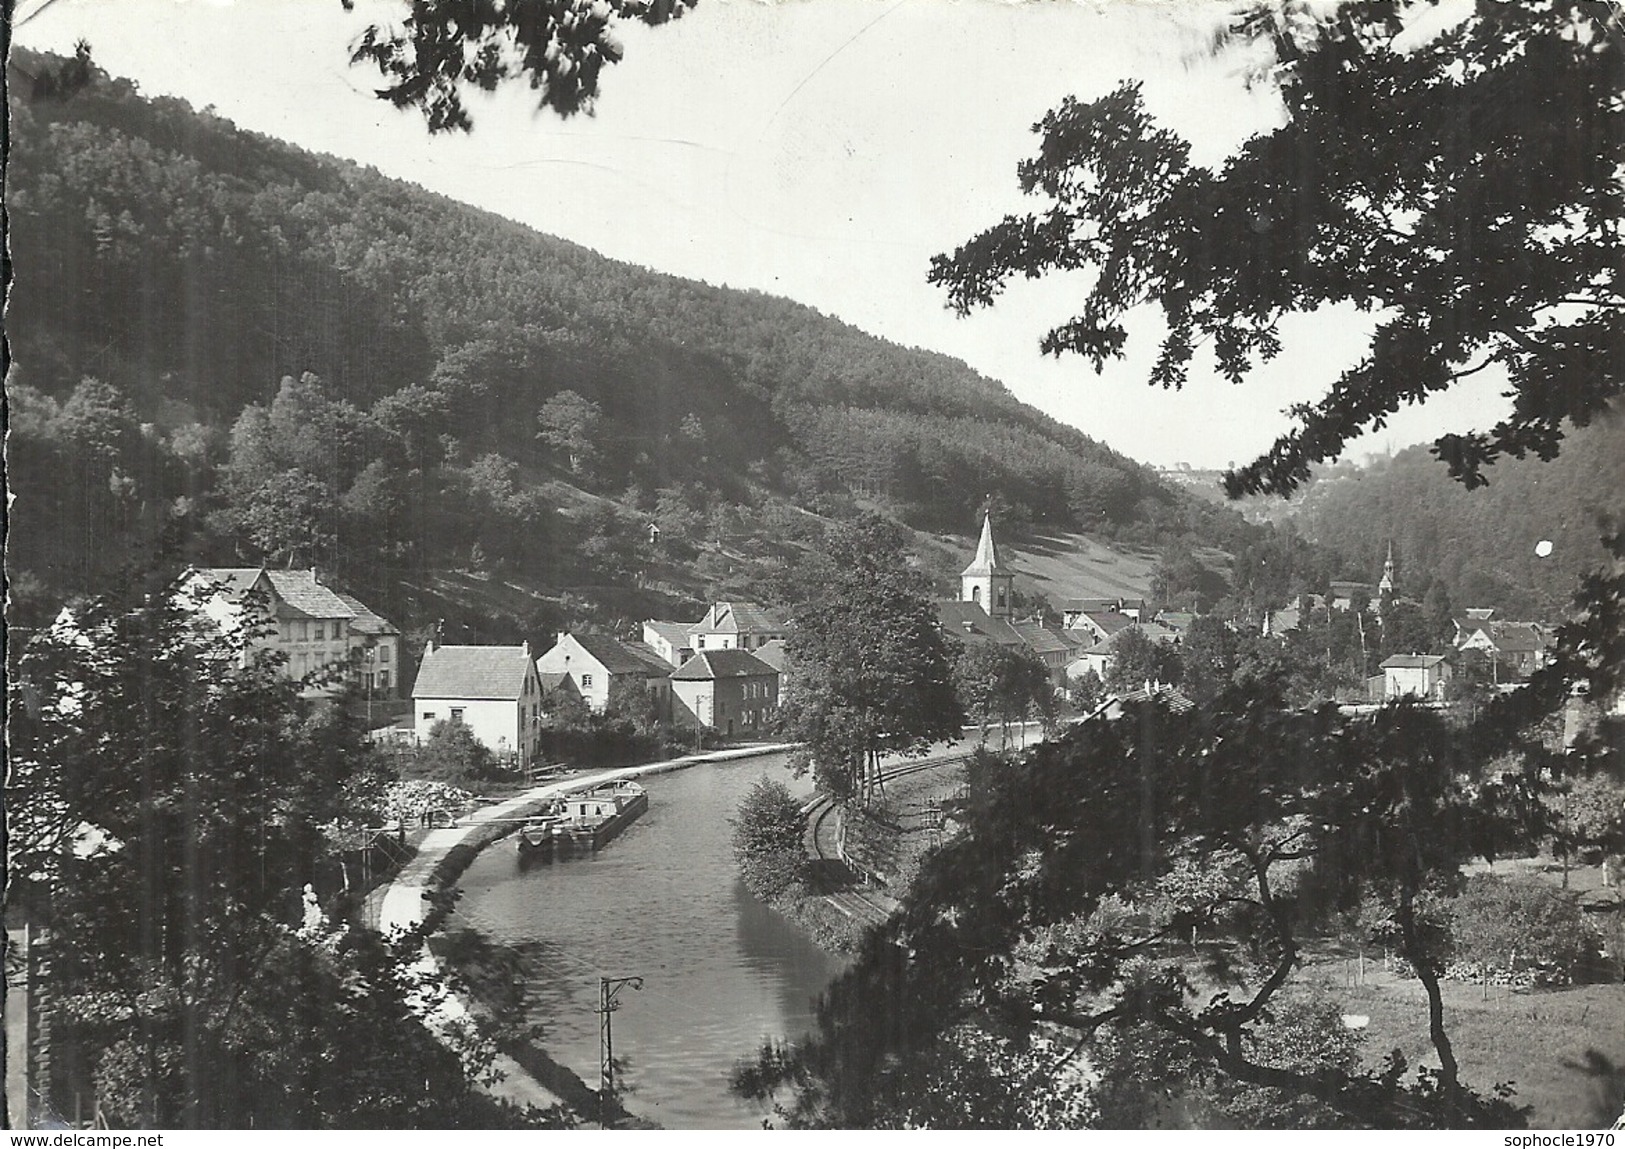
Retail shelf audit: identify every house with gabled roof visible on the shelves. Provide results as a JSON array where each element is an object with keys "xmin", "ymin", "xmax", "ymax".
[
  {"xmin": 641, "ymin": 620, "xmax": 694, "ymax": 668},
  {"xmin": 1380, "ymin": 653, "xmax": 1452, "ymax": 701},
  {"xmin": 1062, "ymin": 598, "xmax": 1147, "ymax": 627},
  {"xmin": 687, "ymin": 602, "xmax": 788, "ymax": 655},
  {"xmin": 1009, "ymin": 620, "xmax": 1075, "ymax": 684},
  {"xmin": 1067, "ymin": 621, "xmax": 1182, "ymax": 684},
  {"xmin": 670, "ymin": 649, "xmax": 779, "ymax": 736},
  {"xmin": 535, "ymin": 631, "xmax": 673, "ymax": 715},
  {"xmin": 1455, "ymin": 620, "xmax": 1551, "ymax": 680},
  {"xmin": 411, "ymin": 640, "xmax": 543, "ymax": 765},
  {"xmin": 178, "ymin": 567, "xmax": 398, "ymax": 695}
]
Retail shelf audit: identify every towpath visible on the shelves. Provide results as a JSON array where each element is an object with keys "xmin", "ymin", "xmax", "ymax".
[{"xmin": 370, "ymin": 742, "xmax": 795, "ymax": 1116}]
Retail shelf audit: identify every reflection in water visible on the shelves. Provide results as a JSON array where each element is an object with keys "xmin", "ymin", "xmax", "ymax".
[{"xmin": 454, "ymin": 757, "xmax": 846, "ymax": 1128}]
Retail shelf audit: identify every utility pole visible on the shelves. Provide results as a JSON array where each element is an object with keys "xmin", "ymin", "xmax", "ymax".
[{"xmin": 596, "ymin": 975, "xmax": 642, "ymax": 1128}]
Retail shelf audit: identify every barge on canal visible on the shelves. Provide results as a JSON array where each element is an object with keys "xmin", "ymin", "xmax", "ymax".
[{"xmin": 518, "ymin": 781, "xmax": 649, "ymax": 861}]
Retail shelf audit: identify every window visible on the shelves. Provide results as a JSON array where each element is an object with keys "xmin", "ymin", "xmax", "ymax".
[
  {"xmin": 379, "ymin": 670, "xmax": 390, "ymax": 690},
  {"xmin": 972, "ymin": 586, "xmax": 982, "ymax": 604},
  {"xmin": 315, "ymin": 623, "xmax": 325, "ymax": 642},
  {"xmin": 450, "ymin": 708, "xmax": 465, "ymax": 723},
  {"xmin": 334, "ymin": 620, "xmax": 344, "ymax": 639},
  {"xmin": 582, "ymin": 674, "xmax": 593, "ymax": 688},
  {"xmin": 380, "ymin": 644, "xmax": 391, "ymax": 664},
  {"xmin": 697, "ymin": 636, "xmax": 706, "ymax": 649},
  {"xmin": 422, "ymin": 712, "xmax": 434, "ymax": 723},
  {"xmin": 297, "ymin": 620, "xmax": 309, "ymax": 642}
]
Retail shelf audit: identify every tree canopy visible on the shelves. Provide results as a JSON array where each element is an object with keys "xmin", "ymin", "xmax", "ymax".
[
  {"xmin": 345, "ymin": 0, "xmax": 696, "ymax": 131},
  {"xmin": 779, "ymin": 516, "xmax": 964, "ymax": 805},
  {"xmin": 929, "ymin": 0, "xmax": 1623, "ymax": 498}
]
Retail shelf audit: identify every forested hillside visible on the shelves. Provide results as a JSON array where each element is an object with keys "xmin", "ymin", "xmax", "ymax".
[
  {"xmin": 1280, "ymin": 414, "xmax": 1625, "ymax": 620},
  {"xmin": 6, "ymin": 50, "xmax": 1251, "ymax": 640}
]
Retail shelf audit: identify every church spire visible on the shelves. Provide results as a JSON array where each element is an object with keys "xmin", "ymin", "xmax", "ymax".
[
  {"xmin": 1379, "ymin": 541, "xmax": 1395, "ymax": 595},
  {"xmin": 961, "ymin": 510, "xmax": 1014, "ymax": 618}
]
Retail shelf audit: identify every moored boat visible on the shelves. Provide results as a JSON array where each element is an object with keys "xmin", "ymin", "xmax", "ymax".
[{"xmin": 517, "ymin": 781, "xmax": 649, "ymax": 861}]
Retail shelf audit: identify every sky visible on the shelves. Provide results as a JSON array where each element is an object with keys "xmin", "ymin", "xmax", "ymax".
[{"xmin": 13, "ymin": 0, "xmax": 1510, "ymax": 471}]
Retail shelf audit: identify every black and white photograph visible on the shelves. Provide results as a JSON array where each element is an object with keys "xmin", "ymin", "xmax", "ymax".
[{"xmin": 5, "ymin": 0, "xmax": 1624, "ymax": 1133}]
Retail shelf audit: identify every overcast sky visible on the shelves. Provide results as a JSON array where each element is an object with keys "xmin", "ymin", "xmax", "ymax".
[{"xmin": 14, "ymin": 0, "xmax": 1509, "ymax": 471}]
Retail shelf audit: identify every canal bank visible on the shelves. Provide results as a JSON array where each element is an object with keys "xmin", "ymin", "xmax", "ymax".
[{"xmin": 372, "ymin": 742, "xmax": 796, "ymax": 1121}]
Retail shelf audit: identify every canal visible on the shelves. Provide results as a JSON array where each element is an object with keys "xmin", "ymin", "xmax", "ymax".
[{"xmin": 453, "ymin": 752, "xmax": 845, "ymax": 1129}]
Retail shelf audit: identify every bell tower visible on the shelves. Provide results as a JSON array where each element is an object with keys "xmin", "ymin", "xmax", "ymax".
[{"xmin": 961, "ymin": 511, "xmax": 1014, "ymax": 619}]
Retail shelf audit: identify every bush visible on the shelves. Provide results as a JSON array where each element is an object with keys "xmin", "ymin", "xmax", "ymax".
[
  {"xmin": 732, "ymin": 776, "xmax": 808, "ymax": 901},
  {"xmin": 1447, "ymin": 875, "xmax": 1605, "ymax": 986},
  {"xmin": 396, "ymin": 720, "xmax": 509, "ymax": 789}
]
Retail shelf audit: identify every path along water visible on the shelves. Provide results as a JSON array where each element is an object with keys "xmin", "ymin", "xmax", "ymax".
[{"xmin": 450, "ymin": 751, "xmax": 842, "ymax": 1129}]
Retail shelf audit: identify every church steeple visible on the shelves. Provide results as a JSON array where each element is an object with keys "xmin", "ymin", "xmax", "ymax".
[
  {"xmin": 961, "ymin": 510, "xmax": 1014, "ymax": 619},
  {"xmin": 1378, "ymin": 541, "xmax": 1396, "ymax": 595}
]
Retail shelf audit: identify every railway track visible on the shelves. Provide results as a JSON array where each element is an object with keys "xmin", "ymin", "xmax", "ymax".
[{"xmin": 805, "ymin": 752, "xmax": 974, "ymax": 926}]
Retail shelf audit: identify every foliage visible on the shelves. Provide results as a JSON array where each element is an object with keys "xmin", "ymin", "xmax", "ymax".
[
  {"xmin": 930, "ymin": 1, "xmax": 1623, "ymax": 498},
  {"xmin": 345, "ymin": 0, "xmax": 696, "ymax": 131},
  {"xmin": 952, "ymin": 641, "xmax": 1051, "ymax": 738},
  {"xmin": 1104, "ymin": 627, "xmax": 1183, "ymax": 695},
  {"xmin": 1446, "ymin": 875, "xmax": 1603, "ymax": 986},
  {"xmin": 398, "ymin": 718, "xmax": 507, "ymax": 788},
  {"xmin": 535, "ymin": 389, "xmax": 603, "ymax": 476},
  {"xmin": 6, "ymin": 588, "xmax": 537, "ymax": 1127},
  {"xmin": 738, "ymin": 685, "xmax": 1551, "ymax": 1128},
  {"xmin": 778, "ymin": 516, "xmax": 964, "ymax": 805},
  {"xmin": 731, "ymin": 777, "xmax": 809, "ymax": 902},
  {"xmin": 6, "ymin": 47, "xmax": 1243, "ymax": 630}
]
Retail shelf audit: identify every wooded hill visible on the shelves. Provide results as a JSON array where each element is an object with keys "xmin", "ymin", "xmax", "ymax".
[
  {"xmin": 6, "ymin": 49, "xmax": 1256, "ymax": 641},
  {"xmin": 1275, "ymin": 413, "xmax": 1625, "ymax": 620}
]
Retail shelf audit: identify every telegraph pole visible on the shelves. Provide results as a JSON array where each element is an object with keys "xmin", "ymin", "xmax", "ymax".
[{"xmin": 596, "ymin": 975, "xmax": 642, "ymax": 1128}]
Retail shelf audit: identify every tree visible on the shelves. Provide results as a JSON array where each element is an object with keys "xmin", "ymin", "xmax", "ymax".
[
  {"xmin": 929, "ymin": 1, "xmax": 1622, "ymax": 498},
  {"xmin": 731, "ymin": 776, "xmax": 809, "ymax": 902},
  {"xmin": 779, "ymin": 515, "xmax": 964, "ymax": 806},
  {"xmin": 346, "ymin": 0, "xmax": 696, "ymax": 132},
  {"xmin": 1179, "ymin": 615, "xmax": 1242, "ymax": 705},
  {"xmin": 1104, "ymin": 627, "xmax": 1182, "ymax": 695},
  {"xmin": 738, "ymin": 688, "xmax": 1542, "ymax": 1128},
  {"xmin": 535, "ymin": 389, "xmax": 603, "ymax": 476},
  {"xmin": 7, "ymin": 588, "xmax": 540, "ymax": 1127},
  {"xmin": 953, "ymin": 641, "xmax": 1052, "ymax": 747}
]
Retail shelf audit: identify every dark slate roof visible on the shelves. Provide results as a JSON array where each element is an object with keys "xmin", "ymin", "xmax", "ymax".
[
  {"xmin": 1099, "ymin": 684, "xmax": 1195, "ymax": 716},
  {"xmin": 671, "ymin": 649, "xmax": 777, "ymax": 681},
  {"xmin": 688, "ymin": 602, "xmax": 786, "ymax": 636},
  {"xmin": 569, "ymin": 632, "xmax": 667, "ymax": 675},
  {"xmin": 936, "ymin": 601, "xmax": 1025, "ymax": 647},
  {"xmin": 413, "ymin": 645, "xmax": 533, "ymax": 700},
  {"xmin": 1078, "ymin": 610, "xmax": 1136, "ymax": 636},
  {"xmin": 1381, "ymin": 654, "xmax": 1448, "ymax": 669},
  {"xmin": 335, "ymin": 592, "xmax": 399, "ymax": 637},
  {"xmin": 538, "ymin": 672, "xmax": 574, "ymax": 694},
  {"xmin": 1009, "ymin": 621, "xmax": 1071, "ymax": 656},
  {"xmin": 624, "ymin": 641, "xmax": 676, "ymax": 676},
  {"xmin": 263, "ymin": 570, "xmax": 356, "ymax": 619},
  {"xmin": 1484, "ymin": 621, "xmax": 1548, "ymax": 653},
  {"xmin": 753, "ymin": 638, "xmax": 788, "ymax": 672}
]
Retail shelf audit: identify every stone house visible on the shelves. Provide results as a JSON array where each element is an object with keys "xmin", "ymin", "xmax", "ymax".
[{"xmin": 670, "ymin": 649, "xmax": 779, "ymax": 736}]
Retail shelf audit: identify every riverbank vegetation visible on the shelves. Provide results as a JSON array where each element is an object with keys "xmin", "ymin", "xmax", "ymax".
[
  {"xmin": 731, "ymin": 777, "xmax": 867, "ymax": 955},
  {"xmin": 7, "ymin": 589, "xmax": 556, "ymax": 1128}
]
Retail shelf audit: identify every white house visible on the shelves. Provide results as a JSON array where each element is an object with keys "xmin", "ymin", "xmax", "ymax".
[
  {"xmin": 411, "ymin": 641, "xmax": 544, "ymax": 766},
  {"xmin": 640, "ymin": 620, "xmax": 693, "ymax": 668},
  {"xmin": 535, "ymin": 632, "xmax": 672, "ymax": 715},
  {"xmin": 1380, "ymin": 654, "xmax": 1452, "ymax": 701},
  {"xmin": 687, "ymin": 602, "xmax": 788, "ymax": 655}
]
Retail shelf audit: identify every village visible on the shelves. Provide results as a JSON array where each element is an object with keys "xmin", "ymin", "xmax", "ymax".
[{"xmin": 171, "ymin": 511, "xmax": 1572, "ymax": 778}]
